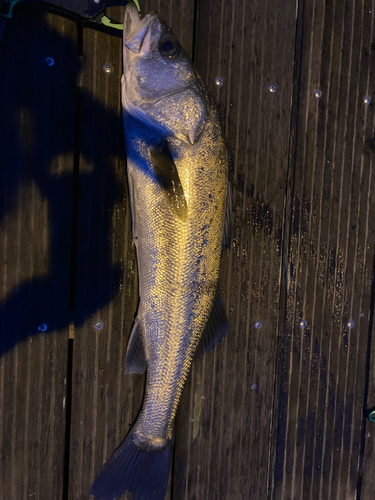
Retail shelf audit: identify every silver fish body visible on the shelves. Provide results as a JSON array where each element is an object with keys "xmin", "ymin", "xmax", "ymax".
[{"xmin": 91, "ymin": 4, "xmax": 229, "ymax": 499}]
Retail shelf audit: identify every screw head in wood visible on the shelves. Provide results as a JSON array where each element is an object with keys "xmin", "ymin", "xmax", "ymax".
[
  {"xmin": 215, "ymin": 77, "xmax": 223, "ymax": 86},
  {"xmin": 347, "ymin": 320, "xmax": 354, "ymax": 329},
  {"xmin": 95, "ymin": 321, "xmax": 103, "ymax": 330},
  {"xmin": 269, "ymin": 85, "xmax": 276, "ymax": 93},
  {"xmin": 300, "ymin": 320, "xmax": 307, "ymax": 328},
  {"xmin": 38, "ymin": 323, "xmax": 47, "ymax": 332},
  {"xmin": 255, "ymin": 322, "xmax": 262, "ymax": 329},
  {"xmin": 315, "ymin": 90, "xmax": 322, "ymax": 98},
  {"xmin": 45, "ymin": 57, "xmax": 54, "ymax": 66},
  {"xmin": 104, "ymin": 64, "xmax": 113, "ymax": 73},
  {"xmin": 364, "ymin": 96, "xmax": 371, "ymax": 104}
]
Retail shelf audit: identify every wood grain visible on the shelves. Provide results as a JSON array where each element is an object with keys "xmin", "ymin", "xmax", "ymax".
[
  {"xmin": 1, "ymin": 1, "xmax": 375, "ymax": 499},
  {"xmin": 273, "ymin": 1, "xmax": 375, "ymax": 499},
  {"xmin": 0, "ymin": 5, "xmax": 77, "ymax": 499},
  {"xmin": 359, "ymin": 4, "xmax": 375, "ymax": 497},
  {"xmin": 67, "ymin": 14, "xmax": 139, "ymax": 500}
]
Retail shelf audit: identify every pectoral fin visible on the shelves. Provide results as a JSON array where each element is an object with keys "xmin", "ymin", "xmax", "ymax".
[
  {"xmin": 125, "ymin": 318, "xmax": 147, "ymax": 374},
  {"xmin": 150, "ymin": 143, "xmax": 188, "ymax": 221},
  {"xmin": 194, "ymin": 290, "xmax": 230, "ymax": 360}
]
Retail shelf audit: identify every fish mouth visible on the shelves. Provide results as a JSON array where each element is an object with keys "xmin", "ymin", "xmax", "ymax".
[{"xmin": 123, "ymin": 2, "xmax": 158, "ymax": 53}]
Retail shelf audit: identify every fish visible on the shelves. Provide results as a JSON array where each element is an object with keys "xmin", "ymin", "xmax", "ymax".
[{"xmin": 90, "ymin": 3, "xmax": 230, "ymax": 499}]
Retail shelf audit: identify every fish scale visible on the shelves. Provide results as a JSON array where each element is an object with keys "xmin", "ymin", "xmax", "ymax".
[
  {"xmin": 131, "ymin": 105, "xmax": 225, "ymax": 444},
  {"xmin": 90, "ymin": 4, "xmax": 229, "ymax": 499}
]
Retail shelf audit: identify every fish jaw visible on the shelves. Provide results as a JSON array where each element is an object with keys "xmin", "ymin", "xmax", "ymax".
[
  {"xmin": 123, "ymin": 1, "xmax": 141, "ymax": 40},
  {"xmin": 123, "ymin": 3, "xmax": 157, "ymax": 54}
]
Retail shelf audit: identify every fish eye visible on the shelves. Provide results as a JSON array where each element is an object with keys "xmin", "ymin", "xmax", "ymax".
[{"xmin": 160, "ymin": 36, "xmax": 180, "ymax": 58}]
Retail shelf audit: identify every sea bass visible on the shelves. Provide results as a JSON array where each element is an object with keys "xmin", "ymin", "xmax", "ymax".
[{"xmin": 91, "ymin": 3, "xmax": 230, "ymax": 499}]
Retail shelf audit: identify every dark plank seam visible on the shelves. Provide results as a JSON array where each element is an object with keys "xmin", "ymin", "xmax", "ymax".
[
  {"xmin": 356, "ymin": 251, "xmax": 375, "ymax": 500},
  {"xmin": 269, "ymin": 0, "xmax": 306, "ymax": 497},
  {"xmin": 63, "ymin": 19, "xmax": 84, "ymax": 500},
  {"xmin": 191, "ymin": 0, "xmax": 199, "ymax": 63}
]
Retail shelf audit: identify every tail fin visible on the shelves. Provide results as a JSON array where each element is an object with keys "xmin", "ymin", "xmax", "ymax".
[{"xmin": 90, "ymin": 427, "xmax": 172, "ymax": 500}]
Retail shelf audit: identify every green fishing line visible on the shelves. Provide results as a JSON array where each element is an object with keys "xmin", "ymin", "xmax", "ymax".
[
  {"xmin": 1, "ymin": 0, "xmax": 21, "ymax": 19},
  {"xmin": 101, "ymin": 15, "xmax": 124, "ymax": 30},
  {"xmin": 101, "ymin": 1, "xmax": 140, "ymax": 30}
]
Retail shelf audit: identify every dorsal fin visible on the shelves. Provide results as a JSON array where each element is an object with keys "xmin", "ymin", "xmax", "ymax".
[
  {"xmin": 194, "ymin": 290, "xmax": 230, "ymax": 360},
  {"xmin": 149, "ymin": 143, "xmax": 188, "ymax": 221}
]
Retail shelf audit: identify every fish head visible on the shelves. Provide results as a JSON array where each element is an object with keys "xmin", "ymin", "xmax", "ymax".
[{"xmin": 122, "ymin": 2, "xmax": 206, "ymax": 145}]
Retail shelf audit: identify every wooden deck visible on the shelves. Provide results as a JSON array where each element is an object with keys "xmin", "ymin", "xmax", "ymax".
[{"xmin": 1, "ymin": 0, "xmax": 375, "ymax": 498}]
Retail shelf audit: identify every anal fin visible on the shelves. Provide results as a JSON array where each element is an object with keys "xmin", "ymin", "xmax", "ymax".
[
  {"xmin": 125, "ymin": 318, "xmax": 147, "ymax": 374},
  {"xmin": 194, "ymin": 290, "xmax": 230, "ymax": 360}
]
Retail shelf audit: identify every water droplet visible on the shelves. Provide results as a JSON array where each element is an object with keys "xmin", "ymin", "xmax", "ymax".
[
  {"xmin": 348, "ymin": 320, "xmax": 354, "ymax": 329},
  {"xmin": 300, "ymin": 320, "xmax": 307, "ymax": 328},
  {"xmin": 315, "ymin": 90, "xmax": 322, "ymax": 98},
  {"xmin": 45, "ymin": 57, "xmax": 54, "ymax": 66},
  {"xmin": 38, "ymin": 323, "xmax": 47, "ymax": 332},
  {"xmin": 215, "ymin": 77, "xmax": 223, "ymax": 86},
  {"xmin": 103, "ymin": 64, "xmax": 113, "ymax": 74},
  {"xmin": 364, "ymin": 96, "xmax": 371, "ymax": 104},
  {"xmin": 255, "ymin": 322, "xmax": 262, "ymax": 329},
  {"xmin": 269, "ymin": 85, "xmax": 276, "ymax": 93},
  {"xmin": 95, "ymin": 321, "xmax": 103, "ymax": 330}
]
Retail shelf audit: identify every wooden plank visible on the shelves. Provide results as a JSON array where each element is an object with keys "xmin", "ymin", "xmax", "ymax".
[
  {"xmin": 359, "ymin": 3, "xmax": 375, "ymax": 495},
  {"xmin": 67, "ymin": 14, "xmax": 137, "ymax": 500},
  {"xmin": 362, "ymin": 315, "xmax": 375, "ymax": 492},
  {"xmin": 68, "ymin": 3, "xmax": 195, "ymax": 499},
  {"xmin": 0, "ymin": 4, "xmax": 77, "ymax": 499},
  {"xmin": 273, "ymin": 0, "xmax": 375, "ymax": 499},
  {"xmin": 172, "ymin": 0, "xmax": 297, "ymax": 498}
]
